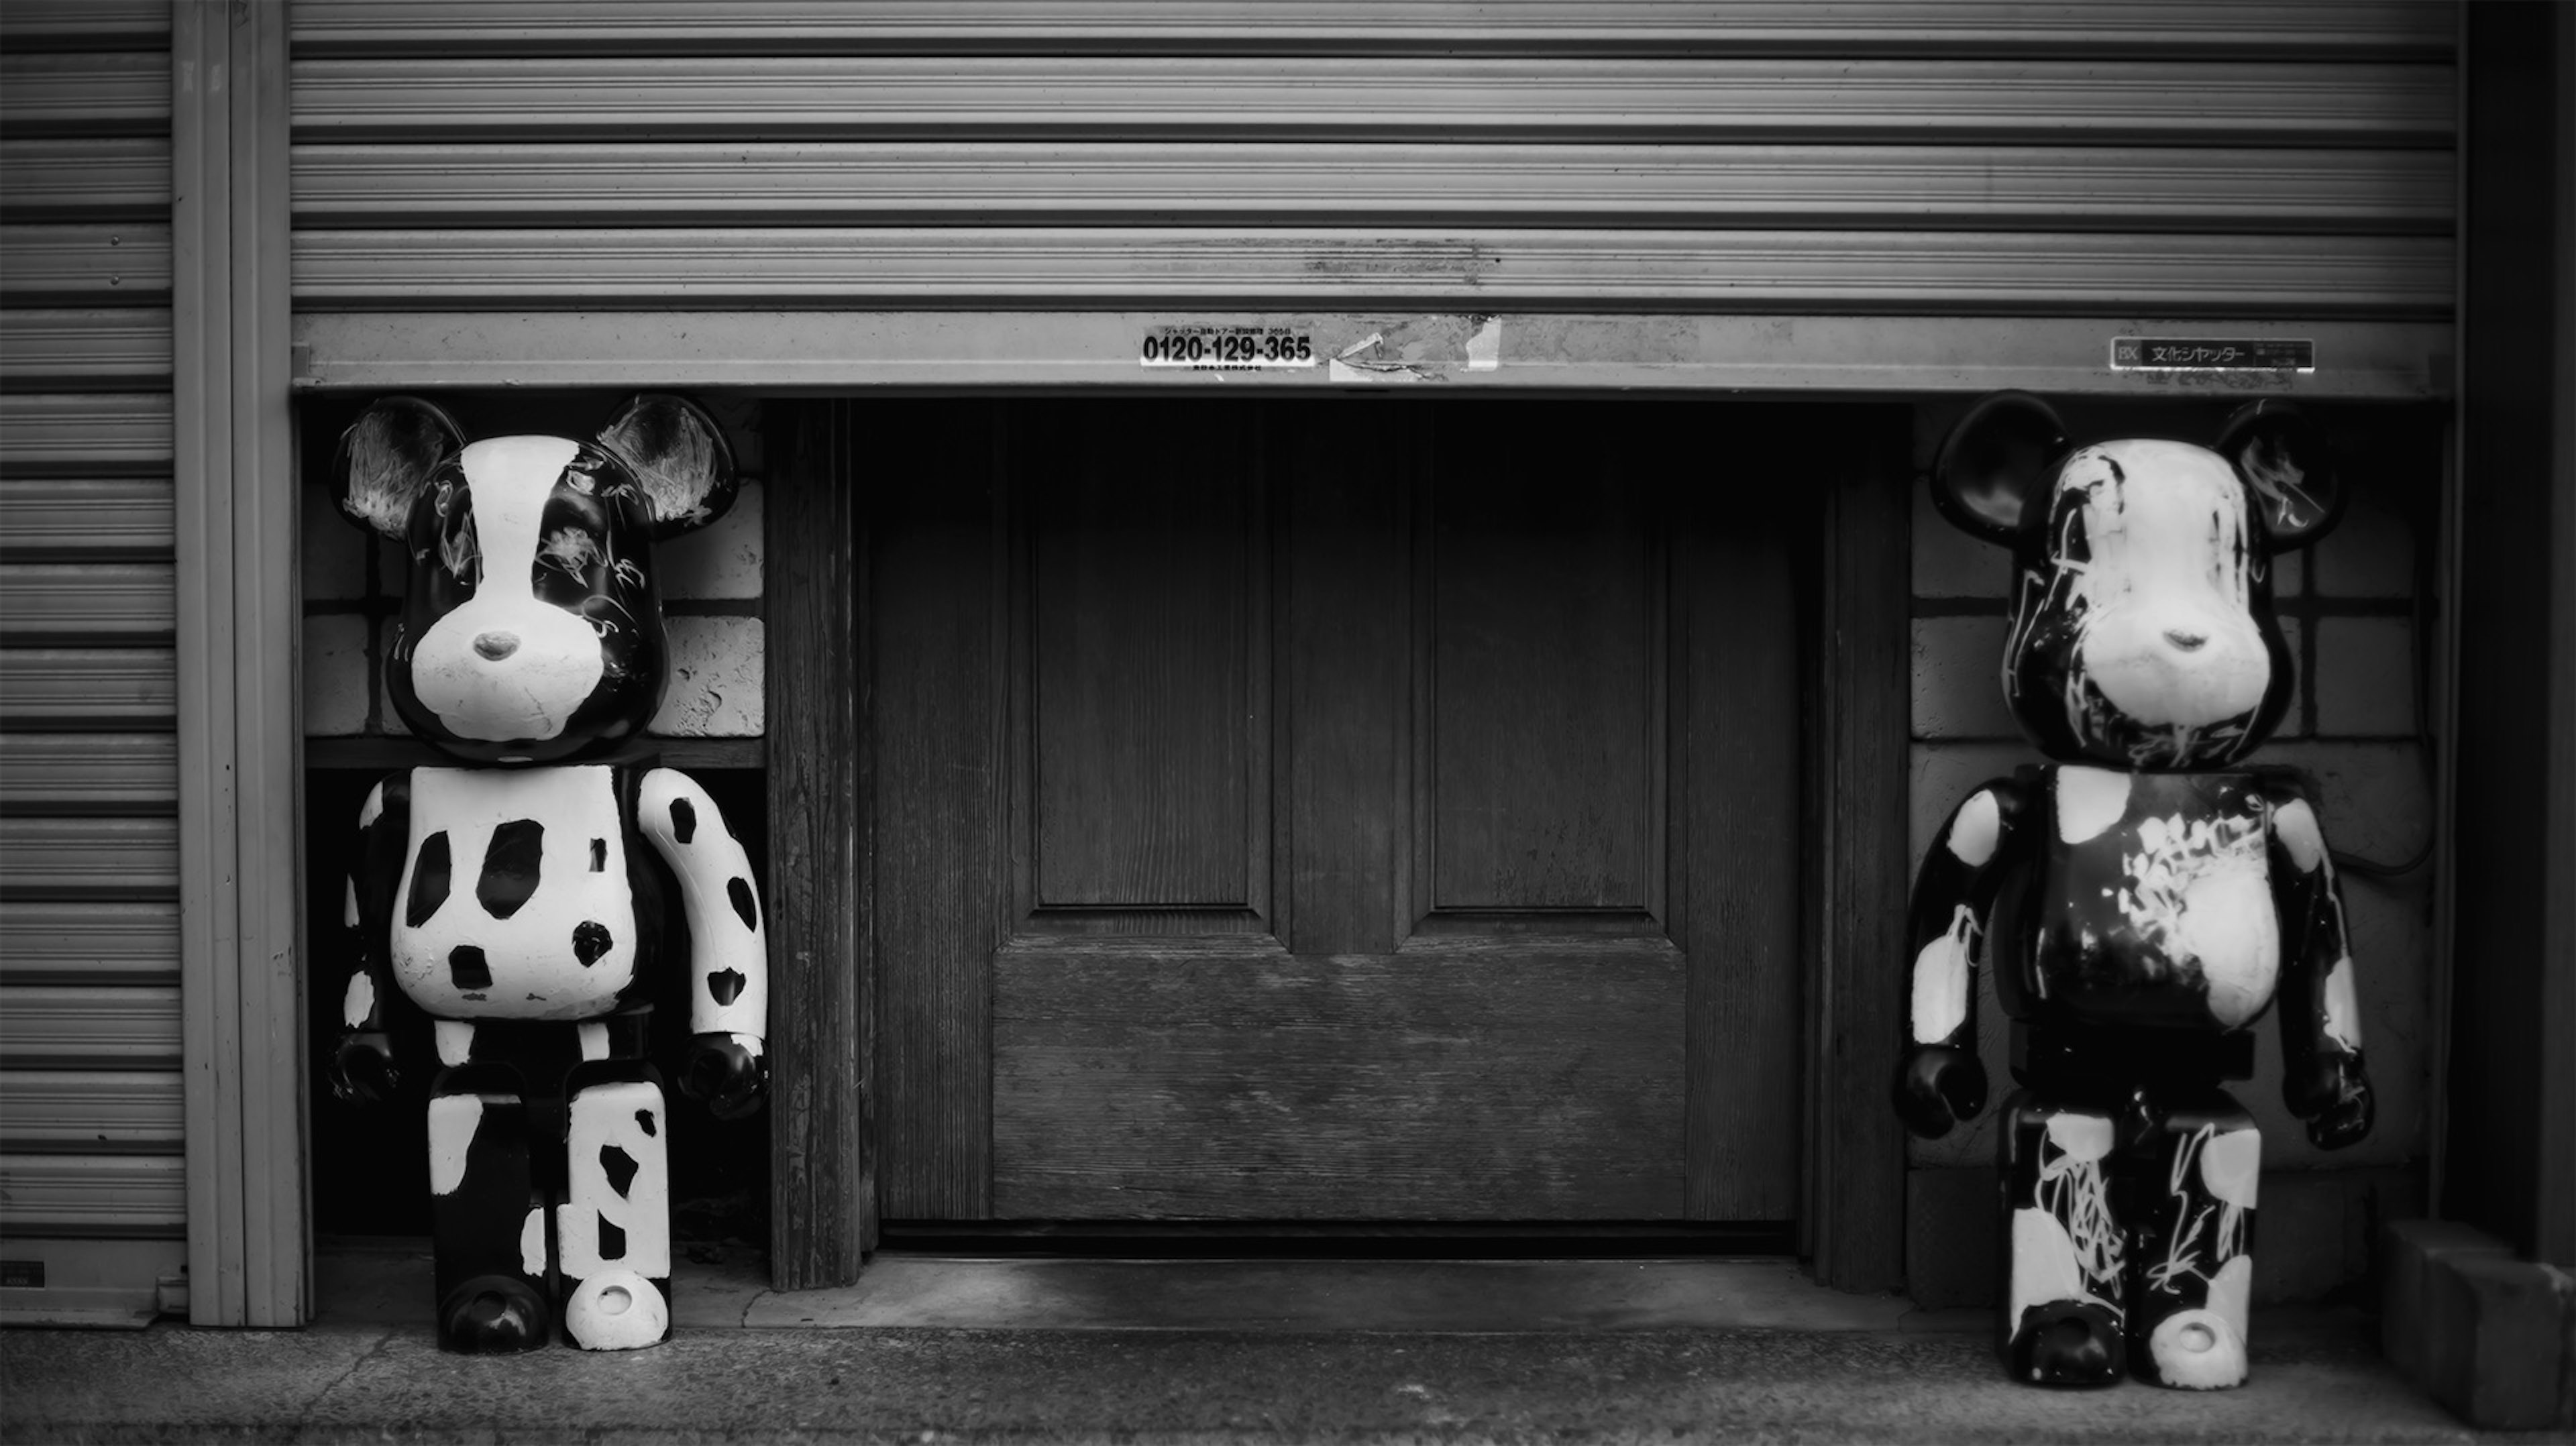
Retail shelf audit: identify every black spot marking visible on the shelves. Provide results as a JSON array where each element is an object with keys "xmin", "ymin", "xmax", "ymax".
[
  {"xmin": 708, "ymin": 969, "xmax": 746, "ymax": 1007},
  {"xmin": 573, "ymin": 921, "xmax": 613, "ymax": 967},
  {"xmin": 590, "ymin": 838, "xmax": 606, "ymax": 873},
  {"xmin": 727, "ymin": 877, "xmax": 758, "ymax": 932},
  {"xmin": 476, "ymin": 819, "xmax": 545, "ymax": 920},
  {"xmin": 407, "ymin": 832, "xmax": 451, "ymax": 926},
  {"xmin": 598, "ymin": 1219, "xmax": 626, "ymax": 1261},
  {"xmin": 668, "ymin": 797, "xmax": 696, "ymax": 845},
  {"xmin": 598, "ymin": 1144, "xmax": 639, "ymax": 1197},
  {"xmin": 448, "ymin": 945, "xmax": 491, "ymax": 990},
  {"xmin": 635, "ymin": 1109, "xmax": 656, "ymax": 1137}
]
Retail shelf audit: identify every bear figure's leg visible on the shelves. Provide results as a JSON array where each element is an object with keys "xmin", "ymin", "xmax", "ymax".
[
  {"xmin": 1998, "ymin": 1089, "xmax": 2127, "ymax": 1386},
  {"xmin": 2127, "ymin": 1089, "xmax": 2259, "ymax": 1389},
  {"xmin": 556, "ymin": 1072, "xmax": 673, "ymax": 1350},
  {"xmin": 426, "ymin": 1074, "xmax": 550, "ymax": 1353}
]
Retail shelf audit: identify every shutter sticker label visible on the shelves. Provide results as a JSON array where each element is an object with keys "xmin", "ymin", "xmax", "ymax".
[
  {"xmin": 1140, "ymin": 326, "xmax": 1315, "ymax": 369},
  {"xmin": 2112, "ymin": 338, "xmax": 2315, "ymax": 373}
]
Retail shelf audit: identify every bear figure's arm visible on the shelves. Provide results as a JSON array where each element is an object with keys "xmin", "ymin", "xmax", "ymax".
[
  {"xmin": 1892, "ymin": 776, "xmax": 2031, "ymax": 1139},
  {"xmin": 327, "ymin": 772, "xmax": 410, "ymax": 1104},
  {"xmin": 637, "ymin": 768, "xmax": 769, "ymax": 1119},
  {"xmin": 2262, "ymin": 777, "xmax": 2373, "ymax": 1150}
]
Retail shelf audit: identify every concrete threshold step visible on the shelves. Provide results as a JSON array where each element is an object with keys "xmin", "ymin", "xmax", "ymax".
[{"xmin": 319, "ymin": 1243, "xmax": 1949, "ymax": 1333}]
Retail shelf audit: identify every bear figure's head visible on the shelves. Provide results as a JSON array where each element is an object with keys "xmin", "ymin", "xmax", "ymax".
[
  {"xmin": 331, "ymin": 394, "xmax": 737, "ymax": 764},
  {"xmin": 1932, "ymin": 391, "xmax": 2339, "ymax": 771}
]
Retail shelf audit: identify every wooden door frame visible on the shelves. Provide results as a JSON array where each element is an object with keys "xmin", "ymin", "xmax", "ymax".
[
  {"xmin": 761, "ymin": 394, "xmax": 1914, "ymax": 1291},
  {"xmin": 173, "ymin": 0, "xmax": 307, "ymax": 1327}
]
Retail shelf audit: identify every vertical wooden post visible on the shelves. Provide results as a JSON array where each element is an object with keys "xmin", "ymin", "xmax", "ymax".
[
  {"xmin": 1807, "ymin": 410, "xmax": 1913, "ymax": 1293},
  {"xmin": 765, "ymin": 401, "xmax": 874, "ymax": 1285},
  {"xmin": 171, "ymin": 0, "xmax": 305, "ymax": 1326}
]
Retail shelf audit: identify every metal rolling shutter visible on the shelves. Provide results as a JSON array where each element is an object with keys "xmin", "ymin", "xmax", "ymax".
[
  {"xmin": 0, "ymin": 0, "xmax": 188, "ymax": 1325},
  {"xmin": 286, "ymin": 0, "xmax": 2453, "ymax": 353}
]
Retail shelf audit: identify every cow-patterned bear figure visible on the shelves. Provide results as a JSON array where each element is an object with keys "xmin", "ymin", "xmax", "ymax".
[
  {"xmin": 1895, "ymin": 392, "xmax": 2373, "ymax": 1391},
  {"xmin": 324, "ymin": 394, "xmax": 767, "ymax": 1353}
]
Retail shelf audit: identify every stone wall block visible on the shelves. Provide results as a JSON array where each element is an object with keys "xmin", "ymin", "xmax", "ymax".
[
  {"xmin": 2314, "ymin": 616, "xmax": 2418, "ymax": 737},
  {"xmin": 1910, "ymin": 617, "xmax": 2019, "ymax": 740},
  {"xmin": 659, "ymin": 480, "xmax": 763, "ymax": 600},
  {"xmin": 302, "ymin": 616, "xmax": 370, "ymax": 736},
  {"xmin": 651, "ymin": 616, "xmax": 765, "ymax": 736}
]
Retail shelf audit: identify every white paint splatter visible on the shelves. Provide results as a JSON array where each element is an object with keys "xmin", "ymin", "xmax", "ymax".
[
  {"xmin": 2272, "ymin": 798, "xmax": 2328, "ymax": 873},
  {"xmin": 2199, "ymin": 1128, "xmax": 2262, "ymax": 1209},
  {"xmin": 520, "ymin": 1205, "xmax": 548, "ymax": 1276},
  {"xmin": 1909, "ymin": 905, "xmax": 1978, "ymax": 1044},
  {"xmin": 559, "ymin": 1079, "xmax": 669, "ymax": 1278},
  {"xmin": 343, "ymin": 878, "xmax": 361, "ymax": 929},
  {"xmin": 2117, "ymin": 810, "xmax": 2278, "ymax": 1026},
  {"xmin": 426, "ymin": 1093, "xmax": 484, "ymax": 1197},
  {"xmin": 1948, "ymin": 789, "xmax": 2002, "ymax": 867},
  {"xmin": 341, "ymin": 971, "xmax": 376, "ymax": 1030},
  {"xmin": 2044, "ymin": 1112, "xmax": 2114, "ymax": 1163},
  {"xmin": 357, "ymin": 782, "xmax": 386, "ymax": 831},
  {"xmin": 2322, "ymin": 956, "xmax": 2364, "ymax": 1050},
  {"xmin": 433, "ymin": 1019, "xmax": 476, "ymax": 1067},
  {"xmin": 578, "ymin": 1021, "xmax": 610, "ymax": 1061},
  {"xmin": 2057, "ymin": 768, "xmax": 2131, "ymax": 844}
]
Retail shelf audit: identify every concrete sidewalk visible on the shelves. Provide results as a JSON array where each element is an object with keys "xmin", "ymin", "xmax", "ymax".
[{"xmin": 0, "ymin": 1256, "xmax": 2535, "ymax": 1443}]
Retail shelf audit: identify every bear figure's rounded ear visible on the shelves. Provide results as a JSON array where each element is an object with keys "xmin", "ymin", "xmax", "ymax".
[
  {"xmin": 2216, "ymin": 399, "xmax": 2341, "ymax": 549},
  {"xmin": 1931, "ymin": 390, "xmax": 2069, "ymax": 545},
  {"xmin": 331, "ymin": 396, "xmax": 464, "ymax": 540},
  {"xmin": 596, "ymin": 394, "xmax": 738, "ymax": 539}
]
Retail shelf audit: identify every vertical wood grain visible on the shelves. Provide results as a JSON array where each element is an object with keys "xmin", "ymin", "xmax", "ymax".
[
  {"xmin": 1679, "ymin": 440, "xmax": 1805, "ymax": 1221},
  {"xmin": 765, "ymin": 400, "xmax": 871, "ymax": 1284},
  {"xmin": 1809, "ymin": 408, "xmax": 1913, "ymax": 1290},
  {"xmin": 1419, "ymin": 416, "xmax": 1659, "ymax": 920},
  {"xmin": 1026, "ymin": 402, "xmax": 1263, "ymax": 912},
  {"xmin": 871, "ymin": 400, "xmax": 1001, "ymax": 1219},
  {"xmin": 1280, "ymin": 404, "xmax": 1413, "ymax": 957}
]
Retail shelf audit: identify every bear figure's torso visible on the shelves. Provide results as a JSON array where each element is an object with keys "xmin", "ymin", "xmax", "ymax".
[
  {"xmin": 1992, "ymin": 765, "xmax": 2281, "ymax": 1032},
  {"xmin": 389, "ymin": 765, "xmax": 644, "ymax": 1021}
]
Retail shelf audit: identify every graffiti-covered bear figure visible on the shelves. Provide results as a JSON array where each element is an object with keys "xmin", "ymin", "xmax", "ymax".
[
  {"xmin": 324, "ymin": 395, "xmax": 767, "ymax": 1354},
  {"xmin": 1894, "ymin": 392, "xmax": 2372, "ymax": 1391}
]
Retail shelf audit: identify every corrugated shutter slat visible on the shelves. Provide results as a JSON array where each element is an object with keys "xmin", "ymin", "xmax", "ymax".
[
  {"xmin": 0, "ymin": 564, "xmax": 175, "ymax": 644},
  {"xmin": 0, "ymin": 987, "xmax": 182, "ymax": 1068},
  {"xmin": 296, "ymin": 143, "xmax": 2454, "ymax": 234},
  {"xmin": 295, "ymin": 227, "xmax": 2452, "ymax": 319},
  {"xmin": 0, "ymin": 818, "xmax": 179, "ymax": 900},
  {"xmin": 291, "ymin": 57, "xmax": 2454, "ymax": 147},
  {"xmin": 0, "ymin": 141, "xmax": 173, "ymax": 222},
  {"xmin": 0, "ymin": 650, "xmax": 176, "ymax": 731},
  {"xmin": 0, "ymin": 395, "xmax": 174, "ymax": 476},
  {"xmin": 287, "ymin": 2, "xmax": 2456, "ymax": 60},
  {"xmin": 0, "ymin": 311, "xmax": 174, "ymax": 391},
  {"xmin": 0, "ymin": 1072, "xmax": 184, "ymax": 1152},
  {"xmin": 0, "ymin": 1154, "xmax": 185, "ymax": 1237},
  {"xmin": 0, "ymin": 225, "xmax": 173, "ymax": 305},
  {"xmin": 0, "ymin": 480, "xmax": 178, "ymax": 558},
  {"xmin": 0, "ymin": 734, "xmax": 177, "ymax": 816},
  {"xmin": 0, "ymin": 53, "xmax": 170, "ymax": 135},
  {"xmin": 0, "ymin": 902, "xmax": 181, "ymax": 984}
]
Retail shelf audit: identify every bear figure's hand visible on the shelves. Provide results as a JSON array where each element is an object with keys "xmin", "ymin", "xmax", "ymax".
[
  {"xmin": 1893, "ymin": 1043, "xmax": 1988, "ymax": 1139},
  {"xmin": 2287, "ymin": 1053, "xmax": 2374, "ymax": 1151},
  {"xmin": 328, "ymin": 1031, "xmax": 398, "ymax": 1105},
  {"xmin": 682, "ymin": 1032, "xmax": 767, "ymax": 1121}
]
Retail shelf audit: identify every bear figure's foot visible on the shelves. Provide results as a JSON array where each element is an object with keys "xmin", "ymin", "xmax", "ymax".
[
  {"xmin": 438, "ymin": 1274, "xmax": 550, "ymax": 1354},
  {"xmin": 2137, "ymin": 1307, "xmax": 2249, "ymax": 1390},
  {"xmin": 2008, "ymin": 1300, "xmax": 2125, "ymax": 1388}
]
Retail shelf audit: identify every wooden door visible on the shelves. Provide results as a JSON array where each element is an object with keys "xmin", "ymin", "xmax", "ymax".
[{"xmin": 869, "ymin": 398, "xmax": 1803, "ymax": 1223}]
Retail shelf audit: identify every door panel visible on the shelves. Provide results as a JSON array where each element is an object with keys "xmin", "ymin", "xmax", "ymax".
[
  {"xmin": 873, "ymin": 398, "xmax": 1802, "ymax": 1223},
  {"xmin": 992, "ymin": 942, "xmax": 1683, "ymax": 1219}
]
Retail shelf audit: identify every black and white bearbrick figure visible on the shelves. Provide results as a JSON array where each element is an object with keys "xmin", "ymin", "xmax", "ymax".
[
  {"xmin": 1896, "ymin": 393, "xmax": 2373, "ymax": 1390},
  {"xmin": 325, "ymin": 395, "xmax": 767, "ymax": 1353}
]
